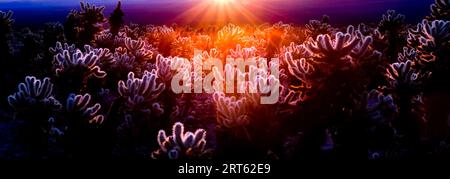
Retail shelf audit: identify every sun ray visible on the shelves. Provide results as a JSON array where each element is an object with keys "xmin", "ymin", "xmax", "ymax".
[{"xmin": 172, "ymin": 0, "xmax": 269, "ymax": 26}]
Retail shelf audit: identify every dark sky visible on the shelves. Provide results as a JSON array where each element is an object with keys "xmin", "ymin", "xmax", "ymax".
[{"xmin": 0, "ymin": 0, "xmax": 436, "ymax": 27}]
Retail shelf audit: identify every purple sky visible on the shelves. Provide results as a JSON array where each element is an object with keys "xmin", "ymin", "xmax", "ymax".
[{"xmin": 0, "ymin": 0, "xmax": 435, "ymax": 27}]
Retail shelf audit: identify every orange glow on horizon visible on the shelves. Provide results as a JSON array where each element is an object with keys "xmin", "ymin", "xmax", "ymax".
[
  {"xmin": 213, "ymin": 0, "xmax": 236, "ymax": 5},
  {"xmin": 174, "ymin": 0, "xmax": 273, "ymax": 26}
]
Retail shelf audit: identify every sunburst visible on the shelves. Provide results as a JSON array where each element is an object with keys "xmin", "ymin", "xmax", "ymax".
[
  {"xmin": 213, "ymin": 0, "xmax": 236, "ymax": 5},
  {"xmin": 174, "ymin": 0, "xmax": 269, "ymax": 25}
]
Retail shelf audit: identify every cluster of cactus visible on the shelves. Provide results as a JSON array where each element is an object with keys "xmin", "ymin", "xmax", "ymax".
[
  {"xmin": 427, "ymin": 0, "xmax": 450, "ymax": 21},
  {"xmin": 54, "ymin": 48, "xmax": 107, "ymax": 79},
  {"xmin": 151, "ymin": 122, "xmax": 211, "ymax": 159},
  {"xmin": 0, "ymin": 10, "xmax": 14, "ymax": 58},
  {"xmin": 305, "ymin": 15, "xmax": 334, "ymax": 39},
  {"xmin": 3, "ymin": 1, "xmax": 450, "ymax": 160},
  {"xmin": 65, "ymin": 2, "xmax": 107, "ymax": 46},
  {"xmin": 118, "ymin": 70, "xmax": 165, "ymax": 115},
  {"xmin": 8, "ymin": 76, "xmax": 61, "ymax": 119},
  {"xmin": 65, "ymin": 93, "xmax": 104, "ymax": 127},
  {"xmin": 213, "ymin": 92, "xmax": 251, "ymax": 129}
]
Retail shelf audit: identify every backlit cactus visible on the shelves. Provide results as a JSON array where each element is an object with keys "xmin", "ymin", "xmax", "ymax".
[
  {"xmin": 145, "ymin": 25, "xmax": 176, "ymax": 56},
  {"xmin": 65, "ymin": 2, "xmax": 107, "ymax": 46},
  {"xmin": 408, "ymin": 20, "xmax": 450, "ymax": 64},
  {"xmin": 366, "ymin": 89, "xmax": 397, "ymax": 124},
  {"xmin": 118, "ymin": 70, "xmax": 165, "ymax": 114},
  {"xmin": 83, "ymin": 45, "xmax": 115, "ymax": 68},
  {"xmin": 124, "ymin": 37, "xmax": 153, "ymax": 62},
  {"xmin": 8, "ymin": 76, "xmax": 61, "ymax": 112},
  {"xmin": 50, "ymin": 42, "xmax": 76, "ymax": 55},
  {"xmin": 0, "ymin": 10, "xmax": 14, "ymax": 35},
  {"xmin": 427, "ymin": 0, "xmax": 450, "ymax": 20},
  {"xmin": 215, "ymin": 24, "xmax": 246, "ymax": 53},
  {"xmin": 3, "ymin": 0, "xmax": 450, "ymax": 160},
  {"xmin": 54, "ymin": 49, "xmax": 107, "ymax": 79},
  {"xmin": 151, "ymin": 122, "xmax": 210, "ymax": 159},
  {"xmin": 378, "ymin": 10, "xmax": 405, "ymax": 33},
  {"xmin": 386, "ymin": 60, "xmax": 423, "ymax": 89},
  {"xmin": 94, "ymin": 31, "xmax": 114, "ymax": 48},
  {"xmin": 65, "ymin": 93, "xmax": 104, "ymax": 126},
  {"xmin": 305, "ymin": 15, "xmax": 334, "ymax": 39},
  {"xmin": 284, "ymin": 52, "xmax": 314, "ymax": 84},
  {"xmin": 306, "ymin": 31, "xmax": 373, "ymax": 62},
  {"xmin": 155, "ymin": 54, "xmax": 176, "ymax": 82},
  {"xmin": 213, "ymin": 92, "xmax": 250, "ymax": 128},
  {"xmin": 171, "ymin": 36, "xmax": 194, "ymax": 58},
  {"xmin": 0, "ymin": 10, "xmax": 14, "ymax": 57}
]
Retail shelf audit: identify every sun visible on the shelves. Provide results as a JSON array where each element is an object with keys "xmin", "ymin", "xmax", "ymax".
[
  {"xmin": 213, "ymin": 0, "xmax": 236, "ymax": 5},
  {"xmin": 174, "ymin": 0, "xmax": 266, "ymax": 25}
]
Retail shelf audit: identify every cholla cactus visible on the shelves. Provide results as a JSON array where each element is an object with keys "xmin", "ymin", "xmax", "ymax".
[
  {"xmin": 408, "ymin": 20, "xmax": 450, "ymax": 63},
  {"xmin": 266, "ymin": 22, "xmax": 289, "ymax": 55},
  {"xmin": 289, "ymin": 29, "xmax": 383, "ymax": 125},
  {"xmin": 376, "ymin": 10, "xmax": 407, "ymax": 60},
  {"xmin": 217, "ymin": 24, "xmax": 245, "ymax": 42},
  {"xmin": 385, "ymin": 60, "xmax": 426, "ymax": 91},
  {"xmin": 113, "ymin": 32, "xmax": 127, "ymax": 47},
  {"xmin": 407, "ymin": 19, "xmax": 450, "ymax": 105},
  {"xmin": 378, "ymin": 10, "xmax": 405, "ymax": 33},
  {"xmin": 281, "ymin": 43, "xmax": 311, "ymax": 59},
  {"xmin": 384, "ymin": 60, "xmax": 428, "ymax": 145},
  {"xmin": 94, "ymin": 31, "xmax": 114, "ymax": 48},
  {"xmin": 146, "ymin": 25, "xmax": 176, "ymax": 56},
  {"xmin": 8, "ymin": 76, "xmax": 62, "ymax": 154},
  {"xmin": 193, "ymin": 34, "xmax": 213, "ymax": 51},
  {"xmin": 215, "ymin": 24, "xmax": 246, "ymax": 52},
  {"xmin": 398, "ymin": 47, "xmax": 418, "ymax": 63},
  {"xmin": 284, "ymin": 52, "xmax": 315, "ymax": 84},
  {"xmin": 124, "ymin": 37, "xmax": 153, "ymax": 62},
  {"xmin": 1, "ymin": 10, "xmax": 14, "ymax": 57},
  {"xmin": 64, "ymin": 2, "xmax": 107, "ymax": 46},
  {"xmin": 280, "ymin": 52, "xmax": 313, "ymax": 106},
  {"xmin": 427, "ymin": 0, "xmax": 450, "ymax": 20},
  {"xmin": 156, "ymin": 54, "xmax": 177, "ymax": 82},
  {"xmin": 240, "ymin": 35, "xmax": 267, "ymax": 56},
  {"xmin": 306, "ymin": 31, "xmax": 373, "ymax": 63},
  {"xmin": 83, "ymin": 45, "xmax": 115, "ymax": 68},
  {"xmin": 171, "ymin": 36, "xmax": 194, "ymax": 58},
  {"xmin": 121, "ymin": 23, "xmax": 146, "ymax": 40},
  {"xmin": 65, "ymin": 93, "xmax": 104, "ymax": 126},
  {"xmin": 0, "ymin": 10, "xmax": 14, "ymax": 34},
  {"xmin": 202, "ymin": 48, "xmax": 221, "ymax": 59},
  {"xmin": 213, "ymin": 92, "xmax": 250, "ymax": 128},
  {"xmin": 115, "ymin": 46, "xmax": 127, "ymax": 55},
  {"xmin": 54, "ymin": 49, "xmax": 107, "ymax": 79},
  {"xmin": 278, "ymin": 84, "xmax": 305, "ymax": 107},
  {"xmin": 50, "ymin": 42, "xmax": 76, "ymax": 55},
  {"xmin": 113, "ymin": 52, "xmax": 136, "ymax": 76},
  {"xmin": 151, "ymin": 122, "xmax": 211, "ymax": 159},
  {"xmin": 125, "ymin": 37, "xmax": 145, "ymax": 52},
  {"xmin": 118, "ymin": 70, "xmax": 165, "ymax": 114},
  {"xmin": 410, "ymin": 19, "xmax": 450, "ymax": 49},
  {"xmin": 305, "ymin": 15, "xmax": 334, "ymax": 39},
  {"xmin": 366, "ymin": 89, "xmax": 397, "ymax": 124},
  {"xmin": 8, "ymin": 76, "xmax": 62, "ymax": 112},
  {"xmin": 228, "ymin": 44, "xmax": 257, "ymax": 59}
]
